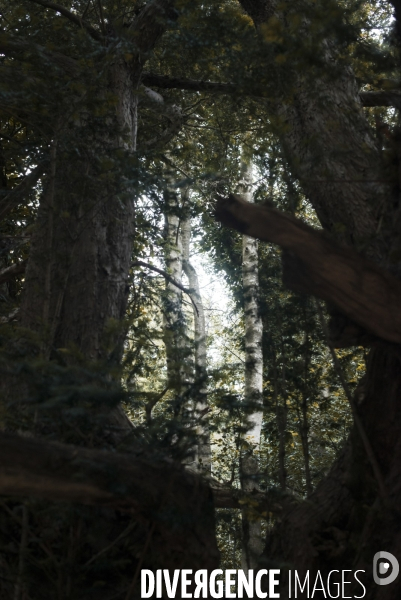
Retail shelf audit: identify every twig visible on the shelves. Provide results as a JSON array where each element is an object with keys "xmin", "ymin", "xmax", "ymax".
[
  {"xmin": 0, "ymin": 261, "xmax": 27, "ymax": 285},
  {"xmin": 84, "ymin": 521, "xmax": 137, "ymax": 568}
]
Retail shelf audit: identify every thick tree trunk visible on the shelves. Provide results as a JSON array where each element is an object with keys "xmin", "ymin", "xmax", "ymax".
[
  {"xmin": 11, "ymin": 0, "xmax": 178, "ymax": 436},
  {"xmin": 218, "ymin": 2, "xmax": 401, "ymax": 590},
  {"xmin": 20, "ymin": 59, "xmax": 136, "ymax": 363},
  {"xmin": 238, "ymin": 0, "xmax": 389, "ymax": 261}
]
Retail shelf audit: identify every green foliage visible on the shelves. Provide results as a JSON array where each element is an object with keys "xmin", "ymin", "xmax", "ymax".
[{"xmin": 0, "ymin": 0, "xmax": 395, "ymax": 592}]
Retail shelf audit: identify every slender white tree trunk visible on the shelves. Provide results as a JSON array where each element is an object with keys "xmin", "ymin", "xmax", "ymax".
[
  {"xmin": 181, "ymin": 192, "xmax": 211, "ymax": 475},
  {"xmin": 163, "ymin": 180, "xmax": 186, "ymax": 396},
  {"xmin": 239, "ymin": 158, "xmax": 264, "ymax": 571}
]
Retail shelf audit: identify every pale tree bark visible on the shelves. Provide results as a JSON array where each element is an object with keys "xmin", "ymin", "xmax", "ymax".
[
  {"xmin": 181, "ymin": 191, "xmax": 211, "ymax": 476},
  {"xmin": 238, "ymin": 158, "xmax": 264, "ymax": 571},
  {"xmin": 163, "ymin": 179, "xmax": 188, "ymax": 398}
]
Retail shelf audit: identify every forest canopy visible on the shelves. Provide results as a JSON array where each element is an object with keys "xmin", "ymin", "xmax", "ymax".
[{"xmin": 0, "ymin": 0, "xmax": 400, "ymax": 598}]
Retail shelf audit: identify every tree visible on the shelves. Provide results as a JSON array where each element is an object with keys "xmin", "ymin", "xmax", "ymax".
[{"xmin": 1, "ymin": 0, "xmax": 401, "ymax": 598}]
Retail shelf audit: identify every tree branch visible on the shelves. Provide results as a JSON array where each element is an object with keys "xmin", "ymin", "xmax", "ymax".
[
  {"xmin": 0, "ymin": 35, "xmax": 78, "ymax": 76},
  {"xmin": 0, "ymin": 429, "xmax": 284, "ymax": 521},
  {"xmin": 142, "ymin": 73, "xmax": 238, "ymax": 95},
  {"xmin": 211, "ymin": 481, "xmax": 287, "ymax": 514},
  {"xmin": 132, "ymin": 260, "xmax": 199, "ymax": 315},
  {"xmin": 215, "ymin": 194, "xmax": 401, "ymax": 346},
  {"xmin": 0, "ymin": 431, "xmax": 219, "ymax": 569},
  {"xmin": 27, "ymin": 0, "xmax": 102, "ymax": 42},
  {"xmin": 0, "ymin": 260, "xmax": 27, "ymax": 285},
  {"xmin": 359, "ymin": 90, "xmax": 401, "ymax": 110},
  {"xmin": 142, "ymin": 72, "xmax": 401, "ymax": 109},
  {"xmin": 0, "ymin": 163, "xmax": 47, "ymax": 223}
]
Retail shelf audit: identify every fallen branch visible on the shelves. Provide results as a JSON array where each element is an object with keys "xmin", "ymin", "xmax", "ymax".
[
  {"xmin": 215, "ymin": 194, "xmax": 401, "ymax": 346},
  {"xmin": 0, "ymin": 432, "xmax": 218, "ymax": 569}
]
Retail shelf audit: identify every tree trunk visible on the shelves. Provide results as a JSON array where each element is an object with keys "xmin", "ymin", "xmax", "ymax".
[
  {"xmin": 239, "ymin": 158, "xmax": 264, "ymax": 571},
  {"xmin": 215, "ymin": 3, "xmax": 401, "ymax": 595},
  {"xmin": 20, "ymin": 59, "xmax": 136, "ymax": 363},
  {"xmin": 181, "ymin": 195, "xmax": 211, "ymax": 476},
  {"xmin": 163, "ymin": 179, "xmax": 188, "ymax": 397},
  {"xmin": 238, "ymin": 0, "xmax": 389, "ymax": 261}
]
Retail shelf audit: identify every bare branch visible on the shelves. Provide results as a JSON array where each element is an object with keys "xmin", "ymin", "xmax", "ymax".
[
  {"xmin": 27, "ymin": 0, "xmax": 102, "ymax": 42},
  {"xmin": 132, "ymin": 260, "xmax": 199, "ymax": 315},
  {"xmin": 145, "ymin": 385, "xmax": 169, "ymax": 425},
  {"xmin": 0, "ymin": 163, "xmax": 47, "ymax": 223},
  {"xmin": 0, "ymin": 260, "xmax": 27, "ymax": 285},
  {"xmin": 215, "ymin": 194, "xmax": 401, "ymax": 346}
]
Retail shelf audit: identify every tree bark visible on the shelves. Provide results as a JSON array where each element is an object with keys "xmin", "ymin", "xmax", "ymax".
[
  {"xmin": 238, "ymin": 0, "xmax": 390, "ymax": 261},
  {"xmin": 238, "ymin": 159, "xmax": 264, "ymax": 571},
  {"xmin": 163, "ymin": 179, "xmax": 188, "ymax": 396},
  {"xmin": 181, "ymin": 199, "xmax": 211, "ymax": 476}
]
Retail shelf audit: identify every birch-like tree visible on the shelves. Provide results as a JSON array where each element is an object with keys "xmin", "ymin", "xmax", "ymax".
[
  {"xmin": 238, "ymin": 157, "xmax": 264, "ymax": 570},
  {"xmin": 181, "ymin": 191, "xmax": 211, "ymax": 475}
]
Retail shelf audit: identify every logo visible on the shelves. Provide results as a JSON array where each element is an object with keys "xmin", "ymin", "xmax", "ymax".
[{"xmin": 373, "ymin": 552, "xmax": 399, "ymax": 586}]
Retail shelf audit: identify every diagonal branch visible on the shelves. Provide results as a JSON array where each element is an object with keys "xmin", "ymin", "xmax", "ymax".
[
  {"xmin": 0, "ymin": 432, "xmax": 219, "ymax": 570},
  {"xmin": 132, "ymin": 260, "xmax": 199, "ymax": 315},
  {"xmin": 0, "ymin": 163, "xmax": 47, "ymax": 223},
  {"xmin": 0, "ymin": 260, "xmax": 27, "ymax": 285},
  {"xmin": 215, "ymin": 194, "xmax": 401, "ymax": 346},
  {"xmin": 0, "ymin": 36, "xmax": 78, "ymax": 76},
  {"xmin": 0, "ymin": 430, "xmax": 284, "ymax": 518},
  {"xmin": 27, "ymin": 0, "xmax": 102, "ymax": 42}
]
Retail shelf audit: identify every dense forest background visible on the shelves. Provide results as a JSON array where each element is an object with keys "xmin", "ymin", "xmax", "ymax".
[{"xmin": 0, "ymin": 0, "xmax": 400, "ymax": 598}]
